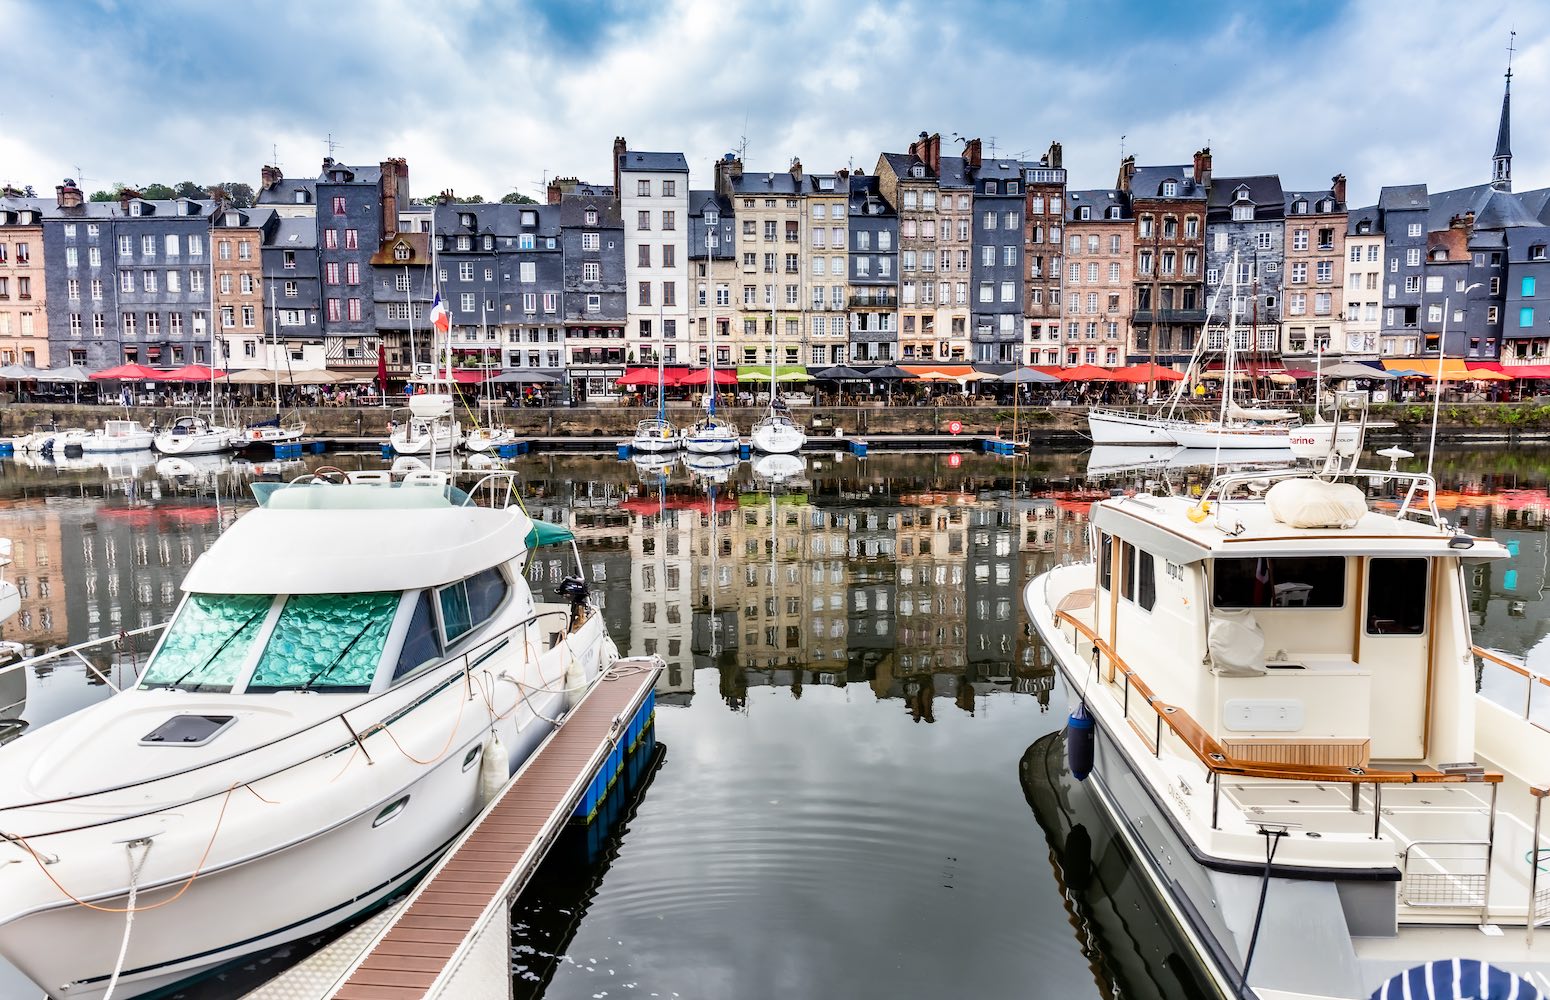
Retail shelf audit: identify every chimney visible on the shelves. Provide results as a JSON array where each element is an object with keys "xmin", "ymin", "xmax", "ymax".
[
  {"xmin": 928, "ymin": 133, "xmax": 942, "ymax": 175},
  {"xmin": 790, "ymin": 157, "xmax": 803, "ymax": 184},
  {"xmin": 963, "ymin": 138, "xmax": 982, "ymax": 172},
  {"xmin": 548, "ymin": 181, "xmax": 562, "ymax": 205},
  {"xmin": 260, "ymin": 164, "xmax": 283, "ymax": 193},
  {"xmin": 837, "ymin": 167, "xmax": 850, "ymax": 182},
  {"xmin": 1192, "ymin": 147, "xmax": 1212, "ymax": 185},
  {"xmin": 380, "ymin": 158, "xmax": 409, "ymax": 236},
  {"xmin": 55, "ymin": 180, "xmax": 84, "ymax": 209},
  {"xmin": 118, "ymin": 188, "xmax": 140, "ymax": 213},
  {"xmin": 1331, "ymin": 173, "xmax": 1347, "ymax": 205},
  {"xmin": 1117, "ymin": 155, "xmax": 1136, "ymax": 194},
  {"xmin": 1, "ymin": 185, "xmax": 21, "ymax": 200},
  {"xmin": 322, "ymin": 156, "xmax": 335, "ymax": 171},
  {"xmin": 1046, "ymin": 141, "xmax": 1063, "ymax": 170},
  {"xmin": 612, "ymin": 137, "xmax": 627, "ymax": 200}
]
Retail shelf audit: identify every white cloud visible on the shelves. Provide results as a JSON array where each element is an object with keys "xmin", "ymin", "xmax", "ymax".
[{"xmin": 2, "ymin": 0, "xmax": 1545, "ymax": 208}]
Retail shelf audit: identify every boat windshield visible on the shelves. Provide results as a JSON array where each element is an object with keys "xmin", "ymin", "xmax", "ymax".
[
  {"xmin": 247, "ymin": 592, "xmax": 400, "ymax": 691},
  {"xmin": 140, "ymin": 593, "xmax": 274, "ymax": 691}
]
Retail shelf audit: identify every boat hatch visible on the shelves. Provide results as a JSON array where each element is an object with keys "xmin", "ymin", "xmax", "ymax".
[{"xmin": 140, "ymin": 714, "xmax": 236, "ymax": 747}]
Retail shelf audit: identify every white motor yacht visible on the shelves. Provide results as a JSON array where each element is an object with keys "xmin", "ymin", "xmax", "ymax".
[
  {"xmin": 1024, "ymin": 393, "xmax": 1550, "ymax": 997},
  {"xmin": 234, "ymin": 418, "xmax": 307, "ymax": 450},
  {"xmin": 0, "ymin": 468, "xmax": 619, "ymax": 1000},
  {"xmin": 464, "ymin": 426, "xmax": 518, "ymax": 454},
  {"xmin": 153, "ymin": 416, "xmax": 236, "ymax": 456},
  {"xmin": 80, "ymin": 420, "xmax": 154, "ymax": 454}
]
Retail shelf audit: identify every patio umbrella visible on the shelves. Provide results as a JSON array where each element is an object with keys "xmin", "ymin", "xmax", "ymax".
[
  {"xmin": 1056, "ymin": 365, "xmax": 1117, "ymax": 382},
  {"xmin": 1283, "ymin": 367, "xmax": 1318, "ymax": 380},
  {"xmin": 1462, "ymin": 368, "xmax": 1513, "ymax": 382},
  {"xmin": 679, "ymin": 368, "xmax": 738, "ymax": 386},
  {"xmin": 160, "ymin": 364, "xmax": 226, "ymax": 382},
  {"xmin": 996, "ymin": 367, "xmax": 1060, "ymax": 384},
  {"xmin": 737, "ymin": 364, "xmax": 810, "ymax": 383},
  {"xmin": 615, "ymin": 368, "xmax": 669, "ymax": 387},
  {"xmin": 1319, "ymin": 362, "xmax": 1394, "ymax": 380},
  {"xmin": 90, "ymin": 363, "xmax": 166, "ymax": 381},
  {"xmin": 35, "ymin": 366, "xmax": 92, "ymax": 383},
  {"xmin": 284, "ymin": 369, "xmax": 345, "ymax": 385},
  {"xmin": 488, "ymin": 370, "xmax": 558, "ymax": 384},
  {"xmin": 814, "ymin": 365, "xmax": 868, "ymax": 380},
  {"xmin": 860, "ymin": 365, "xmax": 915, "ymax": 379},
  {"xmin": 225, "ymin": 368, "xmax": 279, "ymax": 385},
  {"xmin": 0, "ymin": 364, "xmax": 41, "ymax": 379},
  {"xmin": 1111, "ymin": 363, "xmax": 1184, "ymax": 383}
]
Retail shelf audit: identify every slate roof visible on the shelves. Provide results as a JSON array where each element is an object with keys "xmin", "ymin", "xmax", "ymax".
[
  {"xmin": 433, "ymin": 203, "xmax": 560, "ymax": 238},
  {"xmin": 1283, "ymin": 189, "xmax": 1345, "ymax": 215},
  {"xmin": 688, "ymin": 189, "xmax": 735, "ymax": 260},
  {"xmin": 849, "ymin": 173, "xmax": 895, "ymax": 216},
  {"xmin": 211, "ymin": 206, "xmax": 275, "ymax": 229},
  {"xmin": 1377, "ymin": 184, "xmax": 1428, "ymax": 212},
  {"xmin": 617, "ymin": 150, "xmax": 688, "ymax": 173},
  {"xmin": 265, "ymin": 215, "xmax": 317, "ymax": 249},
  {"xmin": 558, "ymin": 191, "xmax": 622, "ymax": 229},
  {"xmin": 1206, "ymin": 175, "xmax": 1284, "ymax": 222},
  {"xmin": 45, "ymin": 197, "xmax": 216, "ymax": 220},
  {"xmin": 256, "ymin": 179, "xmax": 316, "ymax": 205},
  {"xmin": 937, "ymin": 155, "xmax": 970, "ymax": 189},
  {"xmin": 1067, "ymin": 189, "xmax": 1131, "ymax": 222},
  {"xmin": 975, "ymin": 160, "xmax": 1022, "ymax": 182},
  {"xmin": 878, "ymin": 152, "xmax": 927, "ymax": 181},
  {"xmin": 803, "ymin": 174, "xmax": 846, "ymax": 196},
  {"xmin": 1130, "ymin": 165, "xmax": 1206, "ymax": 201},
  {"xmin": 317, "ymin": 163, "xmax": 382, "ymax": 185},
  {"xmin": 727, "ymin": 170, "xmax": 802, "ymax": 195},
  {"xmin": 1347, "ymin": 205, "xmax": 1381, "ymax": 236}
]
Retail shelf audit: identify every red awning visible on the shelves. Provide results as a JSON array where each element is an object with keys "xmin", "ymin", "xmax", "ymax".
[
  {"xmin": 1202, "ymin": 362, "xmax": 1287, "ymax": 377},
  {"xmin": 1283, "ymin": 367, "xmax": 1319, "ymax": 380},
  {"xmin": 1501, "ymin": 364, "xmax": 1550, "ymax": 379},
  {"xmin": 90, "ymin": 363, "xmax": 168, "ymax": 381},
  {"xmin": 449, "ymin": 369, "xmax": 487, "ymax": 384},
  {"xmin": 1056, "ymin": 365, "xmax": 1117, "ymax": 382}
]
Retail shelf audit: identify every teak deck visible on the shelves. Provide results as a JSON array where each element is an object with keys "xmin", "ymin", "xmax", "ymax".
[{"xmin": 331, "ymin": 661, "xmax": 659, "ymax": 1000}]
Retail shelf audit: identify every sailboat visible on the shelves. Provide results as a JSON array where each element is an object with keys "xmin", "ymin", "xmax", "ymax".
[
  {"xmin": 681, "ymin": 295, "xmax": 739, "ymax": 454},
  {"xmin": 236, "ymin": 286, "xmax": 306, "ymax": 450},
  {"xmin": 632, "ymin": 304, "xmax": 679, "ymax": 454},
  {"xmin": 154, "ymin": 338, "xmax": 236, "ymax": 455},
  {"xmin": 465, "ymin": 304, "xmax": 519, "ymax": 454},
  {"xmin": 1167, "ymin": 251, "xmax": 1298, "ymax": 450},
  {"xmin": 749, "ymin": 300, "xmax": 806, "ymax": 454},
  {"xmin": 391, "ymin": 254, "xmax": 465, "ymax": 456}
]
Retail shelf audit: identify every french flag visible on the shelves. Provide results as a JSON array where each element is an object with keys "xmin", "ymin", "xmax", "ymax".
[{"xmin": 429, "ymin": 293, "xmax": 451, "ymax": 333}]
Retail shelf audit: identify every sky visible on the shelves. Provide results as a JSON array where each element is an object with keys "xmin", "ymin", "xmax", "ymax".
[{"xmin": 3, "ymin": 0, "xmax": 1545, "ymax": 209}]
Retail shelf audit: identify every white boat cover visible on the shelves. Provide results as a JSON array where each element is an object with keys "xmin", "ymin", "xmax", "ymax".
[
  {"xmin": 1208, "ymin": 609, "xmax": 1266, "ymax": 676},
  {"xmin": 1265, "ymin": 478, "xmax": 1369, "ymax": 529}
]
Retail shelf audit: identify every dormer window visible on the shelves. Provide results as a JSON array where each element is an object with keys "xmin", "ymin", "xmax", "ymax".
[
  {"xmin": 393, "ymin": 243, "xmax": 410, "ymax": 262},
  {"xmin": 705, "ymin": 209, "xmax": 719, "ymax": 225},
  {"xmin": 521, "ymin": 211, "xmax": 537, "ymax": 227},
  {"xmin": 295, "ymin": 190, "xmax": 308, "ymax": 204},
  {"xmin": 1235, "ymin": 188, "xmax": 1250, "ymax": 201},
  {"xmin": 1007, "ymin": 181, "xmax": 1019, "ymax": 196},
  {"xmin": 1357, "ymin": 221, "xmax": 1372, "ymax": 234},
  {"xmin": 1107, "ymin": 207, "xmax": 1121, "ymax": 220},
  {"xmin": 818, "ymin": 178, "xmax": 834, "ymax": 191},
  {"xmin": 985, "ymin": 180, "xmax": 998, "ymax": 195},
  {"xmin": 1232, "ymin": 204, "xmax": 1253, "ymax": 221},
  {"xmin": 911, "ymin": 164, "xmax": 924, "ymax": 179},
  {"xmin": 456, "ymin": 236, "xmax": 471, "ymax": 251},
  {"xmin": 225, "ymin": 212, "xmax": 240, "ymax": 226},
  {"xmin": 1318, "ymin": 199, "xmax": 1334, "ymax": 213},
  {"xmin": 1161, "ymin": 181, "xmax": 1177, "ymax": 197},
  {"xmin": 482, "ymin": 235, "xmax": 494, "ymax": 250},
  {"xmin": 585, "ymin": 209, "xmax": 598, "ymax": 225},
  {"xmin": 459, "ymin": 213, "xmax": 475, "ymax": 228},
  {"xmin": 129, "ymin": 202, "xmax": 142, "ymax": 217},
  {"xmin": 1430, "ymin": 248, "xmax": 1447, "ymax": 262},
  {"xmin": 1294, "ymin": 200, "xmax": 1308, "ymax": 214},
  {"xmin": 1078, "ymin": 206, "xmax": 1091, "ymax": 220},
  {"xmin": 1532, "ymin": 244, "xmax": 1547, "ymax": 261}
]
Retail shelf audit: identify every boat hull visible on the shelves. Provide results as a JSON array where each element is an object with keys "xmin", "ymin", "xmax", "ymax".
[
  {"xmin": 750, "ymin": 423, "xmax": 806, "ymax": 454},
  {"xmin": 1167, "ymin": 425, "xmax": 1291, "ymax": 450},
  {"xmin": 390, "ymin": 426, "xmax": 462, "ymax": 456},
  {"xmin": 1087, "ymin": 410, "xmax": 1175, "ymax": 446},
  {"xmin": 683, "ymin": 434, "xmax": 740, "ymax": 454},
  {"xmin": 0, "ymin": 619, "xmax": 612, "ymax": 1000},
  {"xmin": 80, "ymin": 434, "xmax": 154, "ymax": 453},
  {"xmin": 152, "ymin": 433, "xmax": 232, "ymax": 456},
  {"xmin": 631, "ymin": 434, "xmax": 679, "ymax": 454}
]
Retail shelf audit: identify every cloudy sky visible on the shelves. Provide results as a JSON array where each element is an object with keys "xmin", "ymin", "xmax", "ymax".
[{"xmin": 4, "ymin": 0, "xmax": 1543, "ymax": 208}]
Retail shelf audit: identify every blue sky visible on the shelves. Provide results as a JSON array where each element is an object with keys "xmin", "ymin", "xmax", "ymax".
[{"xmin": 3, "ymin": 0, "xmax": 1543, "ymax": 207}]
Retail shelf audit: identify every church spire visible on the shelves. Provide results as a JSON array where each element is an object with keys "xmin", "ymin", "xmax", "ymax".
[{"xmin": 1493, "ymin": 30, "xmax": 1515, "ymax": 191}]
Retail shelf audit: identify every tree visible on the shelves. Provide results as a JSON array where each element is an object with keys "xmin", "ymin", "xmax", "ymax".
[
  {"xmin": 500, "ymin": 191, "xmax": 538, "ymax": 204},
  {"xmin": 140, "ymin": 182, "xmax": 176, "ymax": 200},
  {"xmin": 211, "ymin": 181, "xmax": 255, "ymax": 208},
  {"xmin": 173, "ymin": 180, "xmax": 207, "ymax": 199},
  {"xmin": 89, "ymin": 189, "xmax": 119, "ymax": 202}
]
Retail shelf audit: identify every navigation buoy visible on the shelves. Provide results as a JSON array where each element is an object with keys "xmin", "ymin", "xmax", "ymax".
[{"xmin": 1067, "ymin": 703, "xmax": 1095, "ymax": 782}]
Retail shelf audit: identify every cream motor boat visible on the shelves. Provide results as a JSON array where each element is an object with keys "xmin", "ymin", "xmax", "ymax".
[
  {"xmin": 1024, "ymin": 395, "xmax": 1550, "ymax": 997},
  {"xmin": 0, "ymin": 468, "xmax": 618, "ymax": 999}
]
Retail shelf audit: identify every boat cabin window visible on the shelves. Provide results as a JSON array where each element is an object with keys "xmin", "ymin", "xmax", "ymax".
[
  {"xmin": 394, "ymin": 591, "xmax": 443, "ymax": 681},
  {"xmin": 1098, "ymin": 533, "xmax": 1113, "ymax": 590},
  {"xmin": 1212, "ymin": 556, "xmax": 1345, "ymax": 609},
  {"xmin": 1107, "ymin": 538, "xmax": 1158, "ymax": 613},
  {"xmin": 1119, "ymin": 541, "xmax": 1135, "ymax": 601},
  {"xmin": 247, "ymin": 592, "xmax": 399, "ymax": 691},
  {"xmin": 437, "ymin": 567, "xmax": 509, "ymax": 647},
  {"xmin": 1137, "ymin": 550, "xmax": 1156, "ymax": 611},
  {"xmin": 1366, "ymin": 557, "xmax": 1428, "ymax": 635},
  {"xmin": 141, "ymin": 593, "xmax": 273, "ymax": 691}
]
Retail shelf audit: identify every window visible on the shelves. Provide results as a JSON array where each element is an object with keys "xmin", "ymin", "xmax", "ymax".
[
  {"xmin": 346, "ymin": 262, "xmax": 359, "ymax": 285},
  {"xmin": 1522, "ymin": 308, "xmax": 1536, "ymax": 329},
  {"xmin": 637, "ymin": 179, "xmax": 651, "ymax": 197},
  {"xmin": 1212, "ymin": 556, "xmax": 1345, "ymax": 609},
  {"xmin": 1407, "ymin": 223, "xmax": 1422, "ymax": 238},
  {"xmin": 1232, "ymin": 204, "xmax": 1253, "ymax": 222},
  {"xmin": 332, "ymin": 196, "xmax": 347, "ymax": 215},
  {"xmin": 1366, "ymin": 558, "xmax": 1427, "ymax": 635},
  {"xmin": 347, "ymin": 298, "xmax": 362, "ymax": 321},
  {"xmin": 637, "ymin": 211, "xmax": 651, "ymax": 230},
  {"xmin": 1316, "ymin": 260, "xmax": 1332, "ymax": 283},
  {"xmin": 1524, "ymin": 276, "xmax": 1537, "ymax": 297},
  {"xmin": 662, "ymin": 210, "xmax": 675, "ymax": 231},
  {"xmin": 638, "ymin": 281, "xmax": 651, "ymax": 306},
  {"xmin": 583, "ymin": 261, "xmax": 600, "ymax": 282},
  {"xmin": 139, "ymin": 593, "xmax": 274, "ymax": 691}
]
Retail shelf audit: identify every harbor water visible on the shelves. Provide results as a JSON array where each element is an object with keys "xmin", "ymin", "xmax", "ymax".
[{"xmin": 0, "ymin": 445, "xmax": 1545, "ymax": 999}]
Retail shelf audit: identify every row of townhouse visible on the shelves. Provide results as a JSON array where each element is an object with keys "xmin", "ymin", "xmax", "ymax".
[{"xmin": 2, "ymin": 70, "xmax": 1547, "ymax": 383}]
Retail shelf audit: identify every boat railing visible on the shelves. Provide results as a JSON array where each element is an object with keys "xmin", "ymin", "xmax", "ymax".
[
  {"xmin": 0, "ymin": 624, "xmax": 167, "ymax": 709},
  {"xmin": 0, "ymin": 609, "xmax": 573, "ymax": 833},
  {"xmin": 1053, "ymin": 608, "xmax": 1503, "ymax": 838},
  {"xmin": 1528, "ymin": 785, "xmax": 1550, "ymax": 944},
  {"xmin": 1473, "ymin": 646, "xmax": 1550, "ymax": 730}
]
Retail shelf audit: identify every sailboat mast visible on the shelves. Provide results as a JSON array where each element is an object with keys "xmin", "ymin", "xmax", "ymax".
[
  {"xmin": 1222, "ymin": 249, "xmax": 1239, "ymax": 424},
  {"xmin": 769, "ymin": 283, "xmax": 778, "ymax": 410},
  {"xmin": 269, "ymin": 281, "xmax": 279, "ymax": 417},
  {"xmin": 405, "ymin": 264, "xmax": 415, "ymax": 389},
  {"xmin": 657, "ymin": 298, "xmax": 666, "ymax": 421}
]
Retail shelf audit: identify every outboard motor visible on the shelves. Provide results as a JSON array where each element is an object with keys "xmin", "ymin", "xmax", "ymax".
[
  {"xmin": 555, "ymin": 576, "xmax": 590, "ymax": 632},
  {"xmin": 1066, "ymin": 702, "xmax": 1095, "ymax": 782}
]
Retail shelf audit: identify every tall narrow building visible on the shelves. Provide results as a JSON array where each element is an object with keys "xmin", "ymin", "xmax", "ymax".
[
  {"xmin": 1121, "ymin": 151, "xmax": 1208, "ymax": 367},
  {"xmin": 1022, "ymin": 144, "xmax": 1066, "ymax": 366},
  {"xmin": 616, "ymin": 140, "xmax": 689, "ymax": 369}
]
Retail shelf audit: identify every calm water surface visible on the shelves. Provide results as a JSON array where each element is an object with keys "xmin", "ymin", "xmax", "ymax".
[{"xmin": 0, "ymin": 445, "xmax": 1546, "ymax": 999}]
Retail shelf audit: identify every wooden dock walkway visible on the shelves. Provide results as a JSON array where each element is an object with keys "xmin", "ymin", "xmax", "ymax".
[{"xmin": 244, "ymin": 657, "xmax": 661, "ymax": 1000}]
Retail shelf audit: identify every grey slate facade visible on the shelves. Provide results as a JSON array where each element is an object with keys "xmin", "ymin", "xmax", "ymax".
[
  {"xmin": 1504, "ymin": 228, "xmax": 1550, "ymax": 361},
  {"xmin": 969, "ymin": 158, "xmax": 1024, "ymax": 364},
  {"xmin": 687, "ymin": 188, "xmax": 735, "ymax": 367},
  {"xmin": 560, "ymin": 185, "xmax": 627, "ymax": 400},
  {"xmin": 1205, "ymin": 175, "xmax": 1284, "ymax": 355},
  {"xmin": 47, "ymin": 192, "xmax": 217, "ymax": 369},
  {"xmin": 315, "ymin": 158, "xmax": 410, "ymax": 371},
  {"xmin": 848, "ymin": 174, "xmax": 898, "ymax": 362},
  {"xmin": 262, "ymin": 214, "xmax": 323, "ymax": 343}
]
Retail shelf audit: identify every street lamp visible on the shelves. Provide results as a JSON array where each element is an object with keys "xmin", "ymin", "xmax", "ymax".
[{"xmin": 1427, "ymin": 281, "xmax": 1484, "ymax": 479}]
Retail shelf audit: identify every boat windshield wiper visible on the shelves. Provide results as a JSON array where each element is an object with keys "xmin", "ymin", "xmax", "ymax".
[
  {"xmin": 300, "ymin": 621, "xmax": 376, "ymax": 692},
  {"xmin": 165, "ymin": 608, "xmax": 267, "ymax": 689}
]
